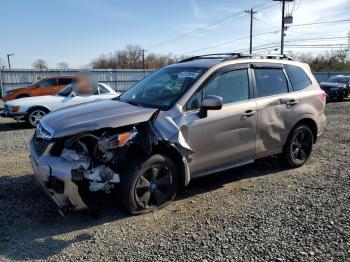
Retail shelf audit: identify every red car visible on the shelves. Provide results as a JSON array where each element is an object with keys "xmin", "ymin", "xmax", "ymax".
[{"xmin": 3, "ymin": 76, "xmax": 83, "ymax": 102}]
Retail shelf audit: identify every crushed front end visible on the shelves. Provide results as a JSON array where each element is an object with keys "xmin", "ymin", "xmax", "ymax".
[{"xmin": 30, "ymin": 122, "xmax": 145, "ymax": 215}]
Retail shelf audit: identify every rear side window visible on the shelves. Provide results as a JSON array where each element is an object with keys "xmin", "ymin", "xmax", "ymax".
[
  {"xmin": 58, "ymin": 78, "xmax": 73, "ymax": 85},
  {"xmin": 285, "ymin": 65, "xmax": 312, "ymax": 91},
  {"xmin": 254, "ymin": 68, "xmax": 288, "ymax": 97}
]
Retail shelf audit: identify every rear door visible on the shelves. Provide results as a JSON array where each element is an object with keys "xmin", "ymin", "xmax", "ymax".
[
  {"xmin": 183, "ymin": 64, "xmax": 257, "ymax": 176},
  {"xmin": 252, "ymin": 63, "xmax": 299, "ymax": 158}
]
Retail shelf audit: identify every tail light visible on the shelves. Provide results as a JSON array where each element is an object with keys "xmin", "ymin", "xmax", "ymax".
[{"xmin": 318, "ymin": 91, "xmax": 327, "ymax": 102}]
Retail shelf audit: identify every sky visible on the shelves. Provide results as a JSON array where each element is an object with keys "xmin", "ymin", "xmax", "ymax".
[{"xmin": 0, "ymin": 0, "xmax": 349, "ymax": 68}]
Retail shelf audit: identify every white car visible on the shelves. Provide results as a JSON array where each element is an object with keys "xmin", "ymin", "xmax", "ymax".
[{"xmin": 1, "ymin": 83, "xmax": 120, "ymax": 127}]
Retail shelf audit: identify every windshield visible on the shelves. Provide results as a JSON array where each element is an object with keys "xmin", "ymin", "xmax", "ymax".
[
  {"xmin": 57, "ymin": 82, "xmax": 99, "ymax": 97},
  {"xmin": 29, "ymin": 79, "xmax": 41, "ymax": 87},
  {"xmin": 327, "ymin": 77, "xmax": 349, "ymax": 84},
  {"xmin": 57, "ymin": 83, "xmax": 74, "ymax": 96},
  {"xmin": 118, "ymin": 67, "xmax": 206, "ymax": 110}
]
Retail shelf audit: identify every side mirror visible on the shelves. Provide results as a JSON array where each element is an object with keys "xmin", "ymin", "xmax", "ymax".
[{"xmin": 198, "ymin": 95, "xmax": 223, "ymax": 118}]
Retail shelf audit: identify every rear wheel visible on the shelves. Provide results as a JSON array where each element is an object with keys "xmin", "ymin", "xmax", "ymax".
[
  {"xmin": 281, "ymin": 124, "xmax": 314, "ymax": 168},
  {"xmin": 26, "ymin": 107, "xmax": 49, "ymax": 127},
  {"xmin": 120, "ymin": 154, "xmax": 178, "ymax": 215}
]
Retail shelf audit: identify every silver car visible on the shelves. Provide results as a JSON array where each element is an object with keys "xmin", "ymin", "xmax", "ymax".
[{"xmin": 30, "ymin": 54, "xmax": 327, "ymax": 215}]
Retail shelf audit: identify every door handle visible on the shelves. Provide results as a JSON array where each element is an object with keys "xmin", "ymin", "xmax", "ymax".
[
  {"xmin": 280, "ymin": 98, "xmax": 299, "ymax": 107},
  {"xmin": 241, "ymin": 110, "xmax": 255, "ymax": 120}
]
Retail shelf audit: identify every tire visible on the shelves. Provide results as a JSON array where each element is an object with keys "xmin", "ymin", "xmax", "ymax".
[
  {"xmin": 120, "ymin": 154, "xmax": 178, "ymax": 215},
  {"xmin": 281, "ymin": 124, "xmax": 314, "ymax": 168},
  {"xmin": 338, "ymin": 91, "xmax": 345, "ymax": 102},
  {"xmin": 26, "ymin": 107, "xmax": 49, "ymax": 127},
  {"xmin": 16, "ymin": 94, "xmax": 30, "ymax": 99}
]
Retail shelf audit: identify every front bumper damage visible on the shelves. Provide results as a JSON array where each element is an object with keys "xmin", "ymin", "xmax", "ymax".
[
  {"xmin": 30, "ymin": 111, "xmax": 193, "ymax": 215},
  {"xmin": 30, "ymin": 140, "xmax": 88, "ymax": 214}
]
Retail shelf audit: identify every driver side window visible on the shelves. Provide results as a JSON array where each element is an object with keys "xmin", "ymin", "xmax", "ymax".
[
  {"xmin": 39, "ymin": 79, "xmax": 58, "ymax": 87},
  {"xmin": 186, "ymin": 68, "xmax": 249, "ymax": 111}
]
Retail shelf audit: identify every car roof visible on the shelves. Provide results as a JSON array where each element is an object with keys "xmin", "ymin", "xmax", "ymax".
[
  {"xmin": 166, "ymin": 59, "xmax": 222, "ymax": 69},
  {"xmin": 167, "ymin": 53, "xmax": 300, "ymax": 70},
  {"xmin": 44, "ymin": 75, "xmax": 81, "ymax": 79},
  {"xmin": 331, "ymin": 75, "xmax": 350, "ymax": 79}
]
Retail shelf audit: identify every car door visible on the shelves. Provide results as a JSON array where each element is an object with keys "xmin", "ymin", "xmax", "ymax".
[
  {"xmin": 182, "ymin": 64, "xmax": 257, "ymax": 176},
  {"xmin": 252, "ymin": 63, "xmax": 299, "ymax": 158},
  {"xmin": 31, "ymin": 78, "xmax": 59, "ymax": 96}
]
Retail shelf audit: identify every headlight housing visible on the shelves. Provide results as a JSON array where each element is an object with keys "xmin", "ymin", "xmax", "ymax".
[{"xmin": 8, "ymin": 106, "xmax": 20, "ymax": 112}]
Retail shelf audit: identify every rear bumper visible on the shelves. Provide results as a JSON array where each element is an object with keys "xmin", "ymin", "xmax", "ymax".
[
  {"xmin": 30, "ymin": 138, "xmax": 88, "ymax": 214},
  {"xmin": 316, "ymin": 114, "xmax": 327, "ymax": 140}
]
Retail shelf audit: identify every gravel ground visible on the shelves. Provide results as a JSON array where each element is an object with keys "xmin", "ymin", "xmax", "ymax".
[{"xmin": 0, "ymin": 101, "xmax": 349, "ymax": 261}]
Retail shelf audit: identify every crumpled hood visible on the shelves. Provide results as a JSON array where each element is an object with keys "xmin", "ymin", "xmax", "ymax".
[{"xmin": 41, "ymin": 100, "xmax": 158, "ymax": 138}]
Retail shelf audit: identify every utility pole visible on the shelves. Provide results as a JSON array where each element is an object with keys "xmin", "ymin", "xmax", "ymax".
[
  {"xmin": 245, "ymin": 9, "xmax": 257, "ymax": 54},
  {"xmin": 7, "ymin": 54, "xmax": 14, "ymax": 69},
  {"xmin": 142, "ymin": 49, "xmax": 145, "ymax": 70},
  {"xmin": 273, "ymin": 0, "xmax": 294, "ymax": 55}
]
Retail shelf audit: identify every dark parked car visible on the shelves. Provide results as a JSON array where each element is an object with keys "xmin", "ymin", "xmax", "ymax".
[{"xmin": 319, "ymin": 75, "xmax": 350, "ymax": 102}]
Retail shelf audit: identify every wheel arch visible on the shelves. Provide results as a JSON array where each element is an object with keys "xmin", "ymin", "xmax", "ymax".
[
  {"xmin": 288, "ymin": 118, "xmax": 318, "ymax": 144},
  {"xmin": 26, "ymin": 105, "xmax": 51, "ymax": 114},
  {"xmin": 152, "ymin": 142, "xmax": 190, "ymax": 188}
]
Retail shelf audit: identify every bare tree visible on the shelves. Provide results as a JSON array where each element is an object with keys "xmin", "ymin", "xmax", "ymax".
[
  {"xmin": 295, "ymin": 50, "xmax": 350, "ymax": 71},
  {"xmin": 0, "ymin": 58, "xmax": 5, "ymax": 69},
  {"xmin": 32, "ymin": 59, "xmax": 48, "ymax": 70},
  {"xmin": 90, "ymin": 45, "xmax": 188, "ymax": 69},
  {"xmin": 57, "ymin": 62, "xmax": 69, "ymax": 69}
]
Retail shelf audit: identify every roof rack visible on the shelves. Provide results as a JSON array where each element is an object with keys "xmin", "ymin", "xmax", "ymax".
[{"xmin": 178, "ymin": 53, "xmax": 294, "ymax": 63}]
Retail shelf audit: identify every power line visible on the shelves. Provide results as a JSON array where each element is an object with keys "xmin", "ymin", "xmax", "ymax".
[
  {"xmin": 184, "ymin": 30, "xmax": 279, "ymax": 55},
  {"xmin": 146, "ymin": 0, "xmax": 276, "ymax": 50},
  {"xmin": 290, "ymin": 19, "xmax": 350, "ymax": 27}
]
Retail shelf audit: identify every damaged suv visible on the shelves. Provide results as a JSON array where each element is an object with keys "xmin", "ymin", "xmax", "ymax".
[{"xmin": 30, "ymin": 53, "xmax": 326, "ymax": 215}]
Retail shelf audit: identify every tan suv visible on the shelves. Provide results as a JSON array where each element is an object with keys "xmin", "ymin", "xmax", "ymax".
[{"xmin": 30, "ymin": 53, "xmax": 326, "ymax": 215}]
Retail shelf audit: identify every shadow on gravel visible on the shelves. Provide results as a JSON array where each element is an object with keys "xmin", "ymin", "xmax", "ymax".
[
  {"xmin": 0, "ymin": 174, "xmax": 128, "ymax": 260},
  {"xmin": 0, "ymin": 156, "xmax": 286, "ymax": 260},
  {"xmin": 180, "ymin": 156, "xmax": 288, "ymax": 200},
  {"xmin": 0, "ymin": 121, "xmax": 33, "ymax": 132}
]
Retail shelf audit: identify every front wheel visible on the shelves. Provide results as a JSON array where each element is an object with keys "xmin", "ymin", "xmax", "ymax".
[
  {"xmin": 26, "ymin": 108, "xmax": 49, "ymax": 127},
  {"xmin": 281, "ymin": 125, "xmax": 314, "ymax": 168},
  {"xmin": 120, "ymin": 154, "xmax": 178, "ymax": 215}
]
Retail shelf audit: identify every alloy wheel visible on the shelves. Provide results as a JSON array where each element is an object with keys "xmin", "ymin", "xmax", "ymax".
[
  {"xmin": 291, "ymin": 129, "xmax": 313, "ymax": 162},
  {"xmin": 29, "ymin": 110, "xmax": 46, "ymax": 126},
  {"xmin": 134, "ymin": 164, "xmax": 174, "ymax": 209}
]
